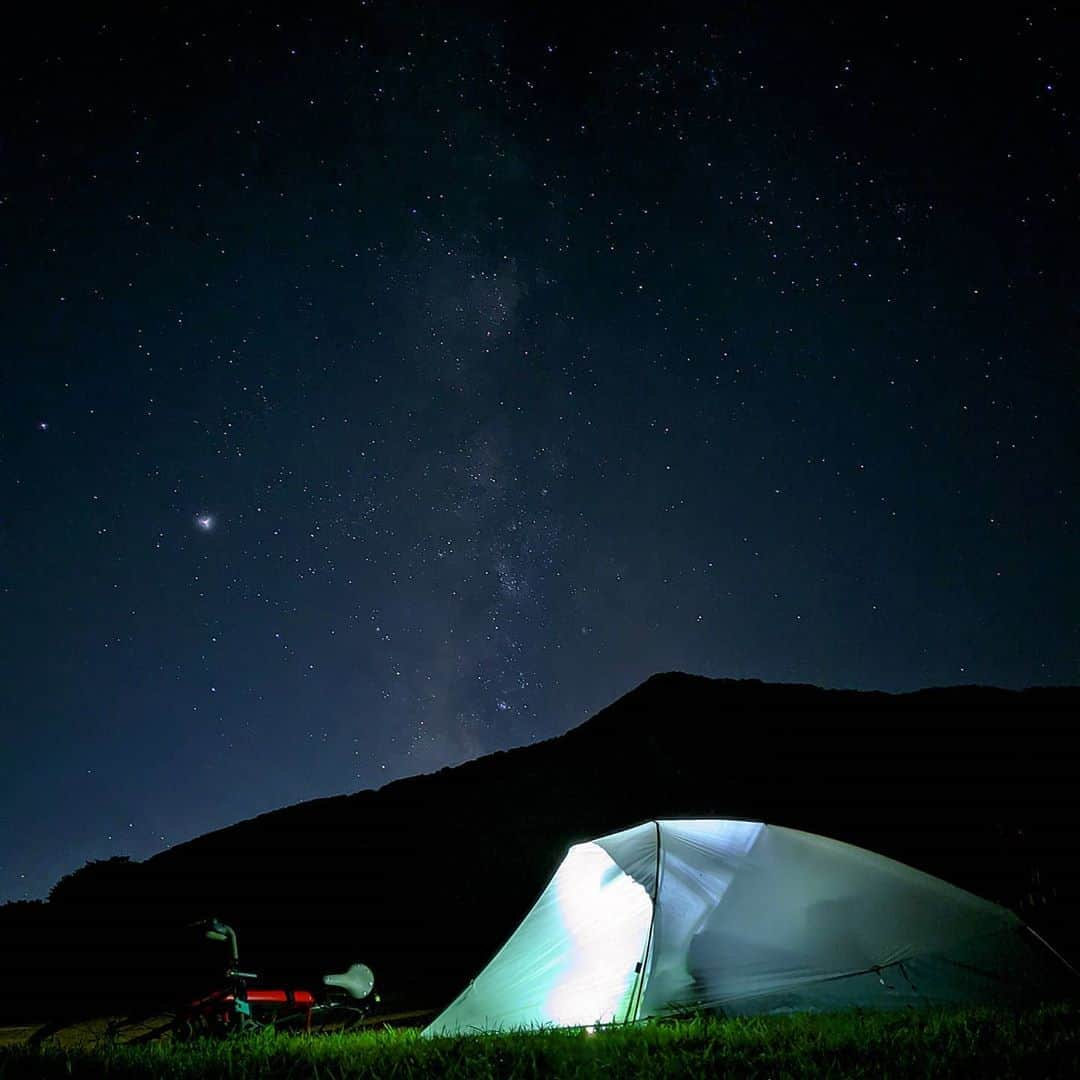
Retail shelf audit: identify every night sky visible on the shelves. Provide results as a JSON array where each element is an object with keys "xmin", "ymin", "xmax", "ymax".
[{"xmin": 2, "ymin": 5, "xmax": 1076, "ymax": 903}]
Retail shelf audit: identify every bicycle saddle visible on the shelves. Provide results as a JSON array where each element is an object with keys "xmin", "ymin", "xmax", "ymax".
[{"xmin": 323, "ymin": 962, "xmax": 375, "ymax": 1000}]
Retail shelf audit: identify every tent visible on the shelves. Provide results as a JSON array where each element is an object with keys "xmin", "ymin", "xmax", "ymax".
[{"xmin": 425, "ymin": 819, "xmax": 1073, "ymax": 1034}]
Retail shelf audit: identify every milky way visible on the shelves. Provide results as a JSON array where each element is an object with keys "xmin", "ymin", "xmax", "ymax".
[{"xmin": 1, "ymin": 5, "xmax": 1076, "ymax": 901}]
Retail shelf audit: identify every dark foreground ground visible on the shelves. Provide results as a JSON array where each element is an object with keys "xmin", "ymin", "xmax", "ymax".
[{"xmin": 1, "ymin": 1003, "xmax": 1078, "ymax": 1079}]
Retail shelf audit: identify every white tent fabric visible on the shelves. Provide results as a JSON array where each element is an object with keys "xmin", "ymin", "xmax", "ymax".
[{"xmin": 425, "ymin": 820, "xmax": 1069, "ymax": 1035}]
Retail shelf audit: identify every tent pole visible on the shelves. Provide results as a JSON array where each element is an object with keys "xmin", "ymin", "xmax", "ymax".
[{"xmin": 626, "ymin": 819, "xmax": 662, "ymax": 1024}]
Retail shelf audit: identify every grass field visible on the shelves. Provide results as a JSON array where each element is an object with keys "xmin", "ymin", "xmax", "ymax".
[{"xmin": 1, "ymin": 1003, "xmax": 1078, "ymax": 1078}]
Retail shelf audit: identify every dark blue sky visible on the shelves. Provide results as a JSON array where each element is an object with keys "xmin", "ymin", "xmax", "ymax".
[{"xmin": 2, "ymin": 4, "xmax": 1076, "ymax": 902}]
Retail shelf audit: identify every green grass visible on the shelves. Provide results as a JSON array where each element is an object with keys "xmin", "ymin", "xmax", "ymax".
[{"xmin": 2, "ymin": 1003, "xmax": 1079, "ymax": 1078}]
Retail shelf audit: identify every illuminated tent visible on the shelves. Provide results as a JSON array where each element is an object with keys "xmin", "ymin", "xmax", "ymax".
[{"xmin": 424, "ymin": 819, "xmax": 1072, "ymax": 1034}]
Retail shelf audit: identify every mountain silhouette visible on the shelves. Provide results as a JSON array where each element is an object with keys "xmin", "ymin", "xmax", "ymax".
[{"xmin": 3, "ymin": 673, "xmax": 1078, "ymax": 1022}]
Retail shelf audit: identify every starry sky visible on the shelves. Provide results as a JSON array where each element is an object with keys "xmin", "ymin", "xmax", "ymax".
[{"xmin": 1, "ymin": 4, "xmax": 1076, "ymax": 902}]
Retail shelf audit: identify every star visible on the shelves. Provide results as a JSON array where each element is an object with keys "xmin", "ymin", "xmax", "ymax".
[{"xmin": 195, "ymin": 513, "xmax": 216, "ymax": 532}]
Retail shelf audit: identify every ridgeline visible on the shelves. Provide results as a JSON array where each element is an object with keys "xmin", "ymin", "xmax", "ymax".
[{"xmin": 3, "ymin": 673, "xmax": 1077, "ymax": 1021}]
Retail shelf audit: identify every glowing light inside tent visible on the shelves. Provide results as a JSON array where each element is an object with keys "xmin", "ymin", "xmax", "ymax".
[
  {"xmin": 425, "ymin": 819, "xmax": 1063, "ymax": 1036},
  {"xmin": 545, "ymin": 841, "xmax": 653, "ymax": 1026}
]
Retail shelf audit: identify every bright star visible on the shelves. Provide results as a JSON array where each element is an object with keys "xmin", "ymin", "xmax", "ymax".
[{"xmin": 195, "ymin": 513, "xmax": 215, "ymax": 531}]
